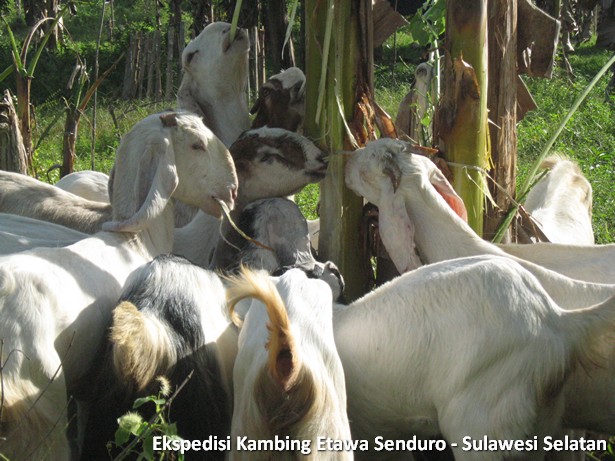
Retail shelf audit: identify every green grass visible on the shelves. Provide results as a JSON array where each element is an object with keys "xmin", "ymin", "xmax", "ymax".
[
  {"xmin": 517, "ymin": 43, "xmax": 615, "ymax": 244},
  {"xmin": 29, "ymin": 99, "xmax": 170, "ymax": 182}
]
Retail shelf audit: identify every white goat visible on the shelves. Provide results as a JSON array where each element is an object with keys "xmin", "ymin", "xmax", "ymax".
[
  {"xmin": 250, "ymin": 67, "xmax": 306, "ymax": 132},
  {"xmin": 344, "ymin": 138, "xmax": 615, "ymax": 437},
  {"xmin": 0, "ymin": 128, "xmax": 327, "ymax": 262},
  {"xmin": 227, "ymin": 268, "xmax": 352, "ymax": 461},
  {"xmin": 523, "ymin": 155, "xmax": 594, "ymax": 245},
  {"xmin": 173, "ymin": 127, "xmax": 328, "ymax": 267},
  {"xmin": 213, "ymin": 197, "xmax": 345, "ymax": 301},
  {"xmin": 344, "ymin": 138, "xmax": 615, "ymax": 310},
  {"xmin": 79, "ymin": 254, "xmax": 235, "ymax": 459},
  {"xmin": 54, "ymin": 170, "xmax": 110, "ymax": 203},
  {"xmin": 0, "ymin": 22, "xmax": 248, "ymax": 237},
  {"xmin": 0, "ymin": 166, "xmax": 197, "ymax": 234},
  {"xmin": 0, "ymin": 111, "xmax": 237, "ymax": 460},
  {"xmin": 0, "ymin": 170, "xmax": 112, "ymax": 233},
  {"xmin": 177, "ymin": 21, "xmax": 250, "ymax": 147},
  {"xmin": 0, "ymin": 213, "xmax": 87, "ymax": 254},
  {"xmin": 497, "ymin": 241, "xmax": 615, "ymax": 284},
  {"xmin": 334, "ymin": 255, "xmax": 615, "ymax": 461}
]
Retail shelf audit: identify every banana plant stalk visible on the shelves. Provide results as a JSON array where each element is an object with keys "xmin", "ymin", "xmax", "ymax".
[
  {"xmin": 304, "ymin": 0, "xmax": 371, "ymax": 301},
  {"xmin": 438, "ymin": 0, "xmax": 489, "ymax": 235}
]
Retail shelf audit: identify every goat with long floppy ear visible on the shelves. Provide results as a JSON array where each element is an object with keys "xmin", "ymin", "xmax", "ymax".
[
  {"xmin": 0, "ymin": 111, "xmax": 238, "ymax": 460},
  {"xmin": 344, "ymin": 137, "xmax": 615, "ymax": 309},
  {"xmin": 103, "ymin": 113, "xmax": 179, "ymax": 232},
  {"xmin": 345, "ymin": 142, "xmax": 425, "ymax": 273}
]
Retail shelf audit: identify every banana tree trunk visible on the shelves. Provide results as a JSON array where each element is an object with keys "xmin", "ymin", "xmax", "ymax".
[
  {"xmin": 438, "ymin": 0, "xmax": 489, "ymax": 235},
  {"xmin": 304, "ymin": 0, "xmax": 372, "ymax": 301},
  {"xmin": 484, "ymin": 0, "xmax": 518, "ymax": 241}
]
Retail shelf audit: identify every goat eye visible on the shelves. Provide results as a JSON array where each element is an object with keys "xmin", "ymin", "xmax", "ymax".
[{"xmin": 192, "ymin": 141, "xmax": 206, "ymax": 151}]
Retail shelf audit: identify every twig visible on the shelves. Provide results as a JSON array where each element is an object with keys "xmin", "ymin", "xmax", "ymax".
[{"xmin": 215, "ymin": 198, "xmax": 274, "ymax": 252}]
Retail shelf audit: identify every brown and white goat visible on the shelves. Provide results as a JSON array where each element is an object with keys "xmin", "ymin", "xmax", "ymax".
[{"xmin": 250, "ymin": 67, "xmax": 306, "ymax": 133}]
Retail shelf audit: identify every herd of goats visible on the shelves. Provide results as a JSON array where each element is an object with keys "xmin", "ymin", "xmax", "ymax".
[{"xmin": 0, "ymin": 20, "xmax": 613, "ymax": 461}]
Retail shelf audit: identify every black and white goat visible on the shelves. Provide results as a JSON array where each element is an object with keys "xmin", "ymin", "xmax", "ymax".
[
  {"xmin": 0, "ymin": 111, "xmax": 237, "ymax": 460},
  {"xmin": 79, "ymin": 254, "xmax": 235, "ymax": 460},
  {"xmin": 212, "ymin": 197, "xmax": 344, "ymax": 302},
  {"xmin": 173, "ymin": 127, "xmax": 328, "ymax": 268}
]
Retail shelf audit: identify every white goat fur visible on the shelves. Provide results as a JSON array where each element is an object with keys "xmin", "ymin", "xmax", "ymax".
[
  {"xmin": 177, "ymin": 21, "xmax": 250, "ymax": 147},
  {"xmin": 0, "ymin": 213, "xmax": 87, "ymax": 255},
  {"xmin": 334, "ymin": 255, "xmax": 615, "ymax": 461},
  {"xmin": 524, "ymin": 155, "xmax": 594, "ymax": 245},
  {"xmin": 344, "ymin": 138, "xmax": 615, "ymax": 434},
  {"xmin": 227, "ymin": 268, "xmax": 352, "ymax": 461},
  {"xmin": 0, "ymin": 170, "xmax": 112, "ymax": 233},
  {"xmin": 0, "ymin": 22, "xmax": 249, "ymax": 236},
  {"xmin": 498, "ymin": 241, "xmax": 615, "ymax": 284},
  {"xmin": 54, "ymin": 170, "xmax": 110, "ymax": 203},
  {"xmin": 0, "ymin": 111, "xmax": 237, "ymax": 460},
  {"xmin": 344, "ymin": 138, "xmax": 615, "ymax": 310}
]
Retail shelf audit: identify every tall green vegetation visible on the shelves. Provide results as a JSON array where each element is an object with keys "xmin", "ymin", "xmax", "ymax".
[{"xmin": 304, "ymin": 0, "xmax": 370, "ymax": 301}]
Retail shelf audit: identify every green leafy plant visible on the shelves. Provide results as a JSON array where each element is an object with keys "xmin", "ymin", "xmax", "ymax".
[
  {"xmin": 407, "ymin": 0, "xmax": 446, "ymax": 47},
  {"xmin": 112, "ymin": 375, "xmax": 191, "ymax": 461},
  {"xmin": 0, "ymin": 4, "xmax": 69, "ymax": 171}
]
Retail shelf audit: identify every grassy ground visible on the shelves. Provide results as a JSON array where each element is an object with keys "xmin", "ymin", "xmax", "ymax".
[{"xmin": 516, "ymin": 45, "xmax": 615, "ymax": 244}]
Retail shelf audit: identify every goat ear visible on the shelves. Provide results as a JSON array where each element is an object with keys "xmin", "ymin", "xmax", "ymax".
[
  {"xmin": 381, "ymin": 155, "xmax": 402, "ymax": 193},
  {"xmin": 249, "ymin": 96, "xmax": 262, "ymax": 115},
  {"xmin": 290, "ymin": 79, "xmax": 306, "ymax": 103},
  {"xmin": 104, "ymin": 137, "xmax": 178, "ymax": 232},
  {"xmin": 160, "ymin": 112, "xmax": 178, "ymax": 127},
  {"xmin": 377, "ymin": 192, "xmax": 422, "ymax": 273},
  {"xmin": 429, "ymin": 168, "xmax": 468, "ymax": 222}
]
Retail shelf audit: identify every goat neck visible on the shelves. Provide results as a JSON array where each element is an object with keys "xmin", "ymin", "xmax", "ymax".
[{"xmin": 401, "ymin": 175, "xmax": 506, "ymax": 263}]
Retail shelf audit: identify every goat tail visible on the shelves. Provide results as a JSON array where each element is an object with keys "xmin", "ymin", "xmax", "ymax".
[
  {"xmin": 226, "ymin": 267, "xmax": 299, "ymax": 390},
  {"xmin": 110, "ymin": 301, "xmax": 177, "ymax": 392},
  {"xmin": 561, "ymin": 293, "xmax": 615, "ymax": 373}
]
